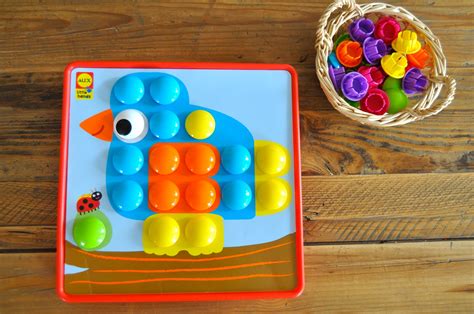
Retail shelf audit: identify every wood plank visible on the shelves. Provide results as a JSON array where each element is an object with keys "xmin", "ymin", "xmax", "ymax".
[
  {"xmin": 0, "ymin": 0, "xmax": 472, "ymax": 73},
  {"xmin": 0, "ymin": 181, "xmax": 57, "ymax": 226},
  {"xmin": 2, "ymin": 68, "xmax": 472, "ymax": 113},
  {"xmin": 0, "ymin": 71, "xmax": 472, "ymax": 180},
  {"xmin": 0, "ymin": 226, "xmax": 56, "ymax": 251},
  {"xmin": 1, "ymin": 241, "xmax": 472, "ymax": 312},
  {"xmin": 0, "ymin": 173, "xmax": 472, "ymax": 249},
  {"xmin": 0, "ymin": 108, "xmax": 471, "ymax": 181},
  {"xmin": 0, "ymin": 0, "xmax": 472, "ymax": 179},
  {"xmin": 0, "ymin": 1, "xmax": 473, "ymax": 311},
  {"xmin": 299, "ymin": 67, "xmax": 473, "ymax": 112},
  {"xmin": 303, "ymin": 173, "xmax": 474, "ymax": 242},
  {"xmin": 300, "ymin": 110, "xmax": 474, "ymax": 175}
]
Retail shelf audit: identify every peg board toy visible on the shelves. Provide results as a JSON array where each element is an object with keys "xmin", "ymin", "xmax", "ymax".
[{"xmin": 57, "ymin": 62, "xmax": 304, "ymax": 302}]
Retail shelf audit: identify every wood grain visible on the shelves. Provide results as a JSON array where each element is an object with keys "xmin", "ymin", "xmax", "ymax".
[
  {"xmin": 0, "ymin": 226, "xmax": 56, "ymax": 251},
  {"xmin": 303, "ymin": 173, "xmax": 474, "ymax": 243},
  {"xmin": 0, "ymin": 173, "xmax": 472, "ymax": 250},
  {"xmin": 301, "ymin": 110, "xmax": 474, "ymax": 175},
  {"xmin": 0, "ymin": 181, "xmax": 57, "ymax": 226},
  {"xmin": 1, "ymin": 241, "xmax": 472, "ymax": 312},
  {"xmin": 0, "ymin": 0, "xmax": 472, "ymax": 178},
  {"xmin": 0, "ymin": 72, "xmax": 472, "ymax": 179},
  {"xmin": 0, "ymin": 1, "xmax": 473, "ymax": 72},
  {"xmin": 0, "ymin": 0, "xmax": 473, "ymax": 311}
]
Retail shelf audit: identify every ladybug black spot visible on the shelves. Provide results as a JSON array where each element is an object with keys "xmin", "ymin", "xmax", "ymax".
[
  {"xmin": 83, "ymin": 199, "xmax": 88, "ymax": 204},
  {"xmin": 88, "ymin": 203, "xmax": 93, "ymax": 208},
  {"xmin": 79, "ymin": 205, "xmax": 84, "ymax": 210}
]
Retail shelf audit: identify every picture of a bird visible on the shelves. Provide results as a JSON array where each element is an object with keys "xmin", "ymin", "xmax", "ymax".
[{"xmin": 79, "ymin": 72, "xmax": 291, "ymax": 255}]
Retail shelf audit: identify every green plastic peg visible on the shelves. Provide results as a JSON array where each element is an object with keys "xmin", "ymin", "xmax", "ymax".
[{"xmin": 73, "ymin": 216, "xmax": 107, "ymax": 250}]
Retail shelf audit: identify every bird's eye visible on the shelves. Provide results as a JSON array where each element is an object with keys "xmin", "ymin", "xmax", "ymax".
[{"xmin": 114, "ymin": 109, "xmax": 148, "ymax": 143}]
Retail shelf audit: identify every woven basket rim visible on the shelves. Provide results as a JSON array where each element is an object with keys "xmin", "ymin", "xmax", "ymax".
[{"xmin": 315, "ymin": 0, "xmax": 456, "ymax": 127}]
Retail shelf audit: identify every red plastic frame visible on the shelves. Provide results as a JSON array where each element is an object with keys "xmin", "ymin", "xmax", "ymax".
[{"xmin": 57, "ymin": 61, "xmax": 304, "ymax": 302}]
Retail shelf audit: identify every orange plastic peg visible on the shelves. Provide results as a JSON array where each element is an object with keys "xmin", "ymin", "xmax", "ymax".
[
  {"xmin": 407, "ymin": 47, "xmax": 430, "ymax": 69},
  {"xmin": 336, "ymin": 40, "xmax": 363, "ymax": 68}
]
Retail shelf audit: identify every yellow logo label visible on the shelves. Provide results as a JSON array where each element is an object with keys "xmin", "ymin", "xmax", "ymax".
[
  {"xmin": 77, "ymin": 73, "xmax": 93, "ymax": 88},
  {"xmin": 75, "ymin": 72, "xmax": 94, "ymax": 100}
]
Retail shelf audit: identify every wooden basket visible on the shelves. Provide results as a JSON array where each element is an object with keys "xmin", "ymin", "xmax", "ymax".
[{"xmin": 315, "ymin": 0, "xmax": 456, "ymax": 127}]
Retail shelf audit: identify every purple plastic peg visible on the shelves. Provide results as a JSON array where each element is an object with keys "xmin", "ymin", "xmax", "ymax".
[
  {"xmin": 329, "ymin": 65, "xmax": 346, "ymax": 91},
  {"xmin": 341, "ymin": 72, "xmax": 369, "ymax": 101},
  {"xmin": 363, "ymin": 37, "xmax": 387, "ymax": 64},
  {"xmin": 402, "ymin": 68, "xmax": 428, "ymax": 94},
  {"xmin": 349, "ymin": 18, "xmax": 375, "ymax": 43}
]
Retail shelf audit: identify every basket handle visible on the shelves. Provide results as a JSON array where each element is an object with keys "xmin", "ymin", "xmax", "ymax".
[
  {"xmin": 316, "ymin": 0, "xmax": 362, "ymax": 49},
  {"xmin": 408, "ymin": 75, "xmax": 457, "ymax": 119}
]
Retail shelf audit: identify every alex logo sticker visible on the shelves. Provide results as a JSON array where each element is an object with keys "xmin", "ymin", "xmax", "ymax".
[{"xmin": 76, "ymin": 72, "xmax": 94, "ymax": 100}]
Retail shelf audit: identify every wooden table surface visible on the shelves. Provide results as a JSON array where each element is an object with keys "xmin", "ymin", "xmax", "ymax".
[{"xmin": 1, "ymin": 0, "xmax": 473, "ymax": 312}]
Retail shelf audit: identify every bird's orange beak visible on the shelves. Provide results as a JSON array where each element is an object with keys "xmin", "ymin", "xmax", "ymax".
[{"xmin": 80, "ymin": 109, "xmax": 114, "ymax": 142}]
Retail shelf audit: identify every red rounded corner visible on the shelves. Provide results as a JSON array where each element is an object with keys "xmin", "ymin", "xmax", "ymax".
[
  {"xmin": 57, "ymin": 61, "xmax": 304, "ymax": 302},
  {"xmin": 64, "ymin": 61, "xmax": 79, "ymax": 76},
  {"xmin": 56, "ymin": 285, "xmax": 72, "ymax": 303}
]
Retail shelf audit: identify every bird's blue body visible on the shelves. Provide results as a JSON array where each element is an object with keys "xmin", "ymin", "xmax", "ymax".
[{"xmin": 105, "ymin": 73, "xmax": 256, "ymax": 220}]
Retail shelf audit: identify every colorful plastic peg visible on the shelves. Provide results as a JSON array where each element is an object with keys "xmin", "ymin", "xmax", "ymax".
[
  {"xmin": 334, "ymin": 33, "xmax": 351, "ymax": 50},
  {"xmin": 402, "ymin": 68, "xmax": 428, "ymax": 95},
  {"xmin": 360, "ymin": 89, "xmax": 390, "ymax": 115},
  {"xmin": 329, "ymin": 65, "xmax": 346, "ymax": 91},
  {"xmin": 349, "ymin": 18, "xmax": 375, "ymax": 42},
  {"xmin": 341, "ymin": 72, "xmax": 369, "ymax": 101},
  {"xmin": 392, "ymin": 30, "xmax": 421, "ymax": 55},
  {"xmin": 358, "ymin": 66, "xmax": 386, "ymax": 89},
  {"xmin": 328, "ymin": 52, "xmax": 342, "ymax": 68},
  {"xmin": 407, "ymin": 47, "xmax": 430, "ymax": 69},
  {"xmin": 386, "ymin": 89, "xmax": 409, "ymax": 114},
  {"xmin": 374, "ymin": 16, "xmax": 401, "ymax": 44},
  {"xmin": 363, "ymin": 37, "xmax": 388, "ymax": 64},
  {"xmin": 73, "ymin": 216, "xmax": 108, "ymax": 251},
  {"xmin": 381, "ymin": 52, "xmax": 408, "ymax": 79},
  {"xmin": 382, "ymin": 76, "xmax": 402, "ymax": 91},
  {"xmin": 185, "ymin": 110, "xmax": 216, "ymax": 140},
  {"xmin": 336, "ymin": 40, "xmax": 363, "ymax": 68}
]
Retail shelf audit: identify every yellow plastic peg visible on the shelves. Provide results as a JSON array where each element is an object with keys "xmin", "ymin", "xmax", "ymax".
[
  {"xmin": 381, "ymin": 52, "xmax": 408, "ymax": 79},
  {"xmin": 392, "ymin": 30, "xmax": 421, "ymax": 55}
]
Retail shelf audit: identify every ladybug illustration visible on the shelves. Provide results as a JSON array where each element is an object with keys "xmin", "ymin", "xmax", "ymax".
[{"xmin": 76, "ymin": 191, "xmax": 102, "ymax": 214}]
